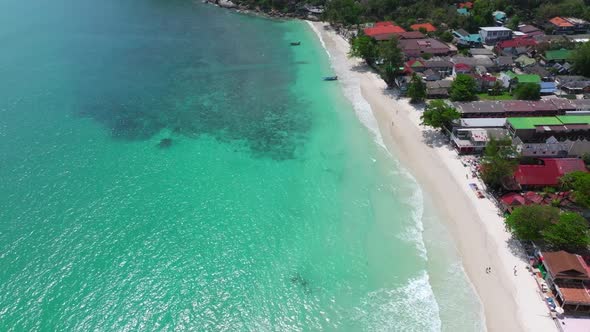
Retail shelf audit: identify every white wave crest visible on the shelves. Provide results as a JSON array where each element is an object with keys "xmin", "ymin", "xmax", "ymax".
[
  {"xmin": 352, "ymin": 270, "xmax": 442, "ymax": 331},
  {"xmin": 305, "ymin": 21, "xmax": 428, "ymax": 261}
]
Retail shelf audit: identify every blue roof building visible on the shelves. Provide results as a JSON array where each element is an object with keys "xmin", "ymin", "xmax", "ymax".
[{"xmin": 540, "ymin": 82, "xmax": 557, "ymax": 94}]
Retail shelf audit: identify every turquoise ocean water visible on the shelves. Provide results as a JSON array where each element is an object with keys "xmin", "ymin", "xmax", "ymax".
[{"xmin": 0, "ymin": 1, "xmax": 482, "ymax": 330}]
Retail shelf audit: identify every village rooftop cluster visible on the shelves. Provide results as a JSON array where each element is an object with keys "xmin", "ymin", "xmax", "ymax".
[{"xmin": 345, "ymin": 3, "xmax": 590, "ymax": 328}]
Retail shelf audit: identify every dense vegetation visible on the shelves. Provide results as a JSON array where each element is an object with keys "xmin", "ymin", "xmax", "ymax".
[
  {"xmin": 229, "ymin": 0, "xmax": 590, "ymax": 30},
  {"xmin": 450, "ymin": 75, "xmax": 477, "ymax": 102},
  {"xmin": 325, "ymin": 0, "xmax": 590, "ymax": 30},
  {"xmin": 571, "ymin": 41, "xmax": 590, "ymax": 77},
  {"xmin": 420, "ymin": 100, "xmax": 460, "ymax": 130},
  {"xmin": 480, "ymin": 137, "xmax": 518, "ymax": 190},
  {"xmin": 513, "ymin": 83, "xmax": 541, "ymax": 101},
  {"xmin": 506, "ymin": 205, "xmax": 590, "ymax": 251},
  {"xmin": 349, "ymin": 33, "xmax": 403, "ymax": 86},
  {"xmin": 561, "ymin": 171, "xmax": 590, "ymax": 208},
  {"xmin": 407, "ymin": 73, "xmax": 427, "ymax": 103}
]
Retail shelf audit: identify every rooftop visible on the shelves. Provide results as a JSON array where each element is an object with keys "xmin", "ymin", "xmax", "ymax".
[
  {"xmin": 544, "ymin": 49, "xmax": 572, "ymax": 61},
  {"xmin": 480, "ymin": 26, "xmax": 512, "ymax": 32},
  {"xmin": 507, "ymin": 117, "xmax": 563, "ymax": 130},
  {"xmin": 543, "ymin": 251, "xmax": 590, "ymax": 280},
  {"xmin": 515, "ymin": 159, "xmax": 587, "ymax": 186},
  {"xmin": 364, "ymin": 23, "xmax": 406, "ymax": 40},
  {"xmin": 557, "ymin": 282, "xmax": 590, "ymax": 305},
  {"xmin": 410, "ymin": 23, "xmax": 437, "ymax": 32},
  {"xmin": 519, "ymin": 24, "xmax": 542, "ymax": 34},
  {"xmin": 496, "ymin": 37, "xmax": 537, "ymax": 49},
  {"xmin": 549, "ymin": 17, "xmax": 574, "ymax": 28},
  {"xmin": 459, "ymin": 118, "xmax": 507, "ymax": 127},
  {"xmin": 517, "ymin": 74, "xmax": 541, "ymax": 84},
  {"xmin": 557, "ymin": 115, "xmax": 590, "ymax": 124}
]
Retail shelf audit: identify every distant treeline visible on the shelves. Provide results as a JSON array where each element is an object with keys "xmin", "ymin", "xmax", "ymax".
[{"xmin": 233, "ymin": 0, "xmax": 590, "ymax": 33}]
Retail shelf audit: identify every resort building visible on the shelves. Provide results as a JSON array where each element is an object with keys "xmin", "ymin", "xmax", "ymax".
[
  {"xmin": 454, "ymin": 100, "xmax": 561, "ymax": 118},
  {"xmin": 494, "ymin": 37, "xmax": 537, "ymax": 56},
  {"xmin": 514, "ymin": 136, "xmax": 590, "ymax": 158},
  {"xmin": 547, "ymin": 17, "xmax": 590, "ymax": 35},
  {"xmin": 479, "ymin": 27, "xmax": 512, "ymax": 44},
  {"xmin": 518, "ymin": 24, "xmax": 544, "ymax": 37},
  {"xmin": 514, "ymin": 158, "xmax": 587, "ymax": 188},
  {"xmin": 364, "ymin": 22, "xmax": 406, "ymax": 40},
  {"xmin": 538, "ymin": 251, "xmax": 590, "ymax": 314},
  {"xmin": 410, "ymin": 23, "xmax": 436, "ymax": 33},
  {"xmin": 500, "ymin": 191, "xmax": 575, "ymax": 212},
  {"xmin": 424, "ymin": 60, "xmax": 454, "ymax": 77},
  {"xmin": 398, "ymin": 31, "xmax": 426, "ymax": 39},
  {"xmin": 453, "ymin": 29, "xmax": 482, "ymax": 47},
  {"xmin": 426, "ymin": 80, "xmax": 452, "ymax": 98},
  {"xmin": 492, "ymin": 11, "xmax": 507, "ymax": 25},
  {"xmin": 507, "ymin": 115, "xmax": 590, "ymax": 142},
  {"xmin": 543, "ymin": 49, "xmax": 572, "ymax": 63},
  {"xmin": 449, "ymin": 118, "xmax": 507, "ymax": 154},
  {"xmin": 468, "ymin": 48, "xmax": 494, "ymax": 57},
  {"xmin": 398, "ymin": 38, "xmax": 454, "ymax": 57}
]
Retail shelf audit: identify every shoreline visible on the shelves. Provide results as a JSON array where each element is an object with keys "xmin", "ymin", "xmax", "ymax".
[{"xmin": 307, "ymin": 21, "xmax": 557, "ymax": 332}]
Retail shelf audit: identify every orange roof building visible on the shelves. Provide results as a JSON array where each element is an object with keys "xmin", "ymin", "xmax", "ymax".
[
  {"xmin": 364, "ymin": 22, "xmax": 406, "ymax": 41},
  {"xmin": 549, "ymin": 17, "xmax": 574, "ymax": 28},
  {"xmin": 410, "ymin": 23, "xmax": 437, "ymax": 32}
]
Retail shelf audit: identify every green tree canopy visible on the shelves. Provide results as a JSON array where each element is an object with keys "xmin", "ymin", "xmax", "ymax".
[
  {"xmin": 542, "ymin": 212, "xmax": 590, "ymax": 251},
  {"xmin": 439, "ymin": 30, "xmax": 453, "ymax": 43},
  {"xmin": 407, "ymin": 73, "xmax": 426, "ymax": 103},
  {"xmin": 571, "ymin": 41, "xmax": 590, "ymax": 77},
  {"xmin": 513, "ymin": 83, "xmax": 541, "ymax": 101},
  {"xmin": 505, "ymin": 205, "xmax": 560, "ymax": 241},
  {"xmin": 450, "ymin": 74, "xmax": 477, "ymax": 101},
  {"xmin": 420, "ymin": 100, "xmax": 459, "ymax": 130},
  {"xmin": 561, "ymin": 171, "xmax": 590, "ymax": 208},
  {"xmin": 324, "ymin": 0, "xmax": 363, "ymax": 26},
  {"xmin": 377, "ymin": 37, "xmax": 403, "ymax": 86},
  {"xmin": 480, "ymin": 138, "xmax": 518, "ymax": 190},
  {"xmin": 349, "ymin": 34, "xmax": 378, "ymax": 65}
]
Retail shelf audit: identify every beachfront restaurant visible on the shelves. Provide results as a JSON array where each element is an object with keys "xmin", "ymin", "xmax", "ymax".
[
  {"xmin": 506, "ymin": 115, "xmax": 590, "ymax": 142},
  {"xmin": 451, "ymin": 127, "xmax": 509, "ymax": 154},
  {"xmin": 538, "ymin": 251, "xmax": 590, "ymax": 315}
]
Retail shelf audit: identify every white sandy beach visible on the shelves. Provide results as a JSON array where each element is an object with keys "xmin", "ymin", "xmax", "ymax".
[{"xmin": 308, "ymin": 21, "xmax": 558, "ymax": 332}]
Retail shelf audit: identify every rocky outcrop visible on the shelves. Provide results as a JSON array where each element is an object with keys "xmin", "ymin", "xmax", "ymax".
[{"xmin": 217, "ymin": 0, "xmax": 237, "ymax": 8}]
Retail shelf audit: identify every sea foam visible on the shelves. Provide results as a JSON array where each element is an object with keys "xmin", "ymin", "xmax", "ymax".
[
  {"xmin": 307, "ymin": 22, "xmax": 428, "ymax": 260},
  {"xmin": 352, "ymin": 270, "xmax": 443, "ymax": 331}
]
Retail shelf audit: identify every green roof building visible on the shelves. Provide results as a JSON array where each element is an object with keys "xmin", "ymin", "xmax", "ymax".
[
  {"xmin": 544, "ymin": 49, "xmax": 572, "ymax": 62},
  {"xmin": 517, "ymin": 74, "xmax": 541, "ymax": 84},
  {"xmin": 556, "ymin": 115, "xmax": 590, "ymax": 125},
  {"xmin": 507, "ymin": 117, "xmax": 563, "ymax": 130},
  {"xmin": 508, "ymin": 115, "xmax": 590, "ymax": 141}
]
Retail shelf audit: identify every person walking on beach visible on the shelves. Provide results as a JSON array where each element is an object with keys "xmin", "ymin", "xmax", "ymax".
[{"xmin": 513, "ymin": 265, "xmax": 517, "ymax": 276}]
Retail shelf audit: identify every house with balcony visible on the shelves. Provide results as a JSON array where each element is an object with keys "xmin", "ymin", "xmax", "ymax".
[
  {"xmin": 479, "ymin": 27, "xmax": 513, "ymax": 44},
  {"xmin": 538, "ymin": 251, "xmax": 590, "ymax": 315},
  {"xmin": 547, "ymin": 17, "xmax": 590, "ymax": 35}
]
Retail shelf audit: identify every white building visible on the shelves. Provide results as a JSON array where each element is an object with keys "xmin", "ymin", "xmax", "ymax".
[{"xmin": 479, "ymin": 27, "xmax": 513, "ymax": 44}]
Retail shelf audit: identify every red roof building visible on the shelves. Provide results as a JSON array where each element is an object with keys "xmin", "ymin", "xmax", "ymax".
[
  {"xmin": 549, "ymin": 17, "xmax": 574, "ymax": 28},
  {"xmin": 399, "ymin": 38, "xmax": 452, "ymax": 57},
  {"xmin": 494, "ymin": 37, "xmax": 537, "ymax": 53},
  {"xmin": 375, "ymin": 21, "xmax": 395, "ymax": 27},
  {"xmin": 458, "ymin": 2, "xmax": 473, "ymax": 9},
  {"xmin": 403, "ymin": 59, "xmax": 426, "ymax": 74},
  {"xmin": 515, "ymin": 158, "xmax": 587, "ymax": 187},
  {"xmin": 410, "ymin": 23, "xmax": 437, "ymax": 32},
  {"xmin": 364, "ymin": 22, "xmax": 406, "ymax": 41},
  {"xmin": 398, "ymin": 31, "xmax": 426, "ymax": 39}
]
